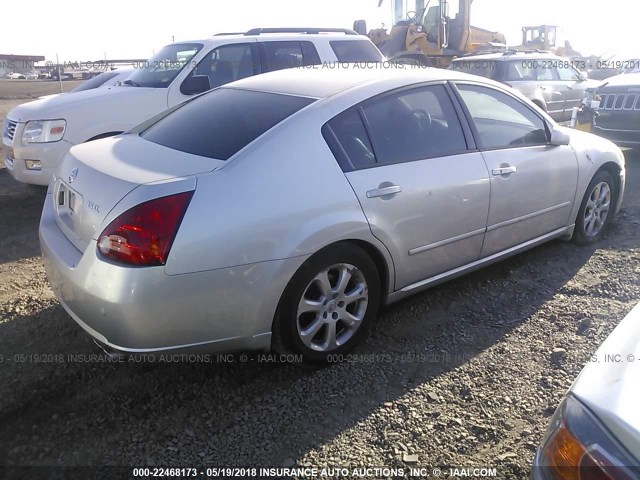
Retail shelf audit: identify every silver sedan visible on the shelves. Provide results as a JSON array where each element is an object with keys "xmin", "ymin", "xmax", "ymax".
[{"xmin": 40, "ymin": 66, "xmax": 626, "ymax": 363}]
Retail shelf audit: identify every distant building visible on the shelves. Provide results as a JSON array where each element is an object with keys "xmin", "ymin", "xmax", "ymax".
[{"xmin": 0, "ymin": 54, "xmax": 46, "ymax": 77}]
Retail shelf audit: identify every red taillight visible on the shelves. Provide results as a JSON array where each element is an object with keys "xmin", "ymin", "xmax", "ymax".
[{"xmin": 97, "ymin": 191, "xmax": 193, "ymax": 267}]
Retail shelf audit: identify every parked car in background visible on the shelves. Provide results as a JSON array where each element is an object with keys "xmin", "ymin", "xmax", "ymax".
[
  {"xmin": 36, "ymin": 69, "xmax": 135, "ymax": 101},
  {"xmin": 40, "ymin": 66, "xmax": 625, "ymax": 363},
  {"xmin": 70, "ymin": 68, "xmax": 134, "ymax": 93},
  {"xmin": 449, "ymin": 51, "xmax": 593, "ymax": 122},
  {"xmin": 533, "ymin": 302, "xmax": 640, "ymax": 478},
  {"xmin": 3, "ymin": 27, "xmax": 384, "ymax": 186},
  {"xmin": 4, "ymin": 72, "xmax": 26, "ymax": 79},
  {"xmin": 592, "ymin": 72, "xmax": 640, "ymax": 148}
]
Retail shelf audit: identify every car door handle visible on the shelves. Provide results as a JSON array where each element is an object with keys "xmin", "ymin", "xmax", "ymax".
[
  {"xmin": 492, "ymin": 166, "xmax": 517, "ymax": 176},
  {"xmin": 366, "ymin": 185, "xmax": 402, "ymax": 198}
]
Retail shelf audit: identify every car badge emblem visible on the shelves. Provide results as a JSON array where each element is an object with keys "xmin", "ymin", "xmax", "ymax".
[{"xmin": 68, "ymin": 168, "xmax": 79, "ymax": 183}]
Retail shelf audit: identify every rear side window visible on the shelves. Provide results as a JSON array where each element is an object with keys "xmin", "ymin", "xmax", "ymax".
[
  {"xmin": 449, "ymin": 60, "xmax": 498, "ymax": 80},
  {"xmin": 142, "ymin": 88, "xmax": 315, "ymax": 160},
  {"xmin": 362, "ymin": 85, "xmax": 467, "ymax": 164},
  {"xmin": 325, "ymin": 109, "xmax": 376, "ymax": 170},
  {"xmin": 330, "ymin": 40, "xmax": 384, "ymax": 62},
  {"xmin": 260, "ymin": 41, "xmax": 321, "ymax": 71},
  {"xmin": 325, "ymin": 85, "xmax": 468, "ymax": 170}
]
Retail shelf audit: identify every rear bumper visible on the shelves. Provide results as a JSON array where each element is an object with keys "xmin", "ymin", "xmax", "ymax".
[{"xmin": 39, "ymin": 191, "xmax": 305, "ymax": 354}]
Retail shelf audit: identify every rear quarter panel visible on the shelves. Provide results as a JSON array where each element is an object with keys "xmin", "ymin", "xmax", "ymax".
[{"xmin": 165, "ymin": 105, "xmax": 389, "ymax": 277}]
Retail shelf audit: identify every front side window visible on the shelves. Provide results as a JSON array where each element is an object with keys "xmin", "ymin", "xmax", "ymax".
[
  {"xmin": 456, "ymin": 84, "xmax": 549, "ymax": 149},
  {"xmin": 260, "ymin": 41, "xmax": 321, "ymax": 72},
  {"xmin": 125, "ymin": 43, "xmax": 202, "ymax": 88},
  {"xmin": 141, "ymin": 88, "xmax": 315, "ymax": 160},
  {"xmin": 556, "ymin": 65, "xmax": 581, "ymax": 81},
  {"xmin": 362, "ymin": 84, "xmax": 467, "ymax": 164},
  {"xmin": 184, "ymin": 43, "xmax": 258, "ymax": 92}
]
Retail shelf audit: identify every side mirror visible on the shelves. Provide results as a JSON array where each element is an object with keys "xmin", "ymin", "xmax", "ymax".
[
  {"xmin": 353, "ymin": 19, "xmax": 368, "ymax": 35},
  {"xmin": 180, "ymin": 75, "xmax": 211, "ymax": 95},
  {"xmin": 577, "ymin": 73, "xmax": 587, "ymax": 82},
  {"xmin": 550, "ymin": 127, "xmax": 571, "ymax": 146}
]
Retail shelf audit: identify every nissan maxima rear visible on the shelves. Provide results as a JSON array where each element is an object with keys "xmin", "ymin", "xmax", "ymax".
[{"xmin": 40, "ymin": 66, "xmax": 625, "ymax": 363}]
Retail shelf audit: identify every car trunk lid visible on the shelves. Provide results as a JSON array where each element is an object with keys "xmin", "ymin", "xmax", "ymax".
[{"xmin": 53, "ymin": 134, "xmax": 223, "ymax": 253}]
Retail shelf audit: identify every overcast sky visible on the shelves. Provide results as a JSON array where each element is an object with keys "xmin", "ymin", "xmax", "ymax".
[{"xmin": 1, "ymin": 0, "xmax": 637, "ymax": 61}]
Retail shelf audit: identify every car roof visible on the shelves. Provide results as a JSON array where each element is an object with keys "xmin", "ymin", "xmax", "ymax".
[
  {"xmin": 223, "ymin": 64, "xmax": 495, "ymax": 99},
  {"xmin": 175, "ymin": 31, "xmax": 371, "ymax": 48}
]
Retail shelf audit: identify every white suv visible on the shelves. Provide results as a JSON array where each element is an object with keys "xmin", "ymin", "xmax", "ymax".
[{"xmin": 2, "ymin": 28, "xmax": 384, "ymax": 185}]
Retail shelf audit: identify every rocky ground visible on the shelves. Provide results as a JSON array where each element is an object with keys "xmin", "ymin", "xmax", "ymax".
[{"xmin": 1, "ymin": 88, "xmax": 639, "ymax": 479}]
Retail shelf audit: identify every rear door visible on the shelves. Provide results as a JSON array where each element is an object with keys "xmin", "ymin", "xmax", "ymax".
[
  {"xmin": 555, "ymin": 65, "xmax": 587, "ymax": 119},
  {"xmin": 453, "ymin": 83, "xmax": 578, "ymax": 257},
  {"xmin": 325, "ymin": 83, "xmax": 491, "ymax": 289}
]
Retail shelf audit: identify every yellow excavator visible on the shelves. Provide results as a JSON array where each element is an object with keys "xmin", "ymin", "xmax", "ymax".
[
  {"xmin": 516, "ymin": 25, "xmax": 582, "ymax": 58},
  {"xmin": 353, "ymin": 0, "xmax": 506, "ymax": 68}
]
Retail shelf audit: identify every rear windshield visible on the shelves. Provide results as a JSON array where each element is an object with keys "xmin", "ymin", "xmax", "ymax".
[
  {"xmin": 449, "ymin": 59, "xmax": 498, "ymax": 79},
  {"xmin": 330, "ymin": 40, "xmax": 385, "ymax": 62},
  {"xmin": 141, "ymin": 88, "xmax": 315, "ymax": 160},
  {"xmin": 71, "ymin": 71, "xmax": 119, "ymax": 92}
]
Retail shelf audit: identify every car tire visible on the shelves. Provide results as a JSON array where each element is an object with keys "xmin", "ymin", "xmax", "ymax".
[
  {"xmin": 272, "ymin": 243, "xmax": 380, "ymax": 364},
  {"xmin": 573, "ymin": 170, "xmax": 616, "ymax": 245}
]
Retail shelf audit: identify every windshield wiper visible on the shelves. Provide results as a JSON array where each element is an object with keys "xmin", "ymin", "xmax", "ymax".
[{"xmin": 122, "ymin": 79, "xmax": 141, "ymax": 87}]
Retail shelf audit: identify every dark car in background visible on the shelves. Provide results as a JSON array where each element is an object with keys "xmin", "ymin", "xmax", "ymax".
[
  {"xmin": 593, "ymin": 72, "xmax": 640, "ymax": 148},
  {"xmin": 450, "ymin": 51, "xmax": 591, "ymax": 123}
]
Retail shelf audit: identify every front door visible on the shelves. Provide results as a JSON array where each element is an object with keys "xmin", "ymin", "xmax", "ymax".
[{"xmin": 454, "ymin": 83, "xmax": 579, "ymax": 257}]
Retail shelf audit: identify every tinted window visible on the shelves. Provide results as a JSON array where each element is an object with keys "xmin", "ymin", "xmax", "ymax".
[
  {"xmin": 142, "ymin": 88, "xmax": 315, "ymax": 160},
  {"xmin": 362, "ymin": 85, "xmax": 467, "ymax": 164},
  {"xmin": 326, "ymin": 109, "xmax": 376, "ymax": 170},
  {"xmin": 449, "ymin": 60, "xmax": 498, "ymax": 80},
  {"xmin": 330, "ymin": 40, "xmax": 384, "ymax": 62},
  {"xmin": 457, "ymin": 84, "xmax": 548, "ymax": 149},
  {"xmin": 261, "ymin": 41, "xmax": 321, "ymax": 71},
  {"xmin": 71, "ymin": 71, "xmax": 119, "ymax": 92},
  {"xmin": 185, "ymin": 43, "xmax": 258, "ymax": 91}
]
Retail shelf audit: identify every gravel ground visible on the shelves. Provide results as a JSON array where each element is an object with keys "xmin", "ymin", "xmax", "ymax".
[{"xmin": 0, "ymin": 95, "xmax": 639, "ymax": 478}]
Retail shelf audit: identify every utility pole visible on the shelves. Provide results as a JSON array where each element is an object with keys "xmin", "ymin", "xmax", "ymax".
[{"xmin": 56, "ymin": 53, "xmax": 62, "ymax": 93}]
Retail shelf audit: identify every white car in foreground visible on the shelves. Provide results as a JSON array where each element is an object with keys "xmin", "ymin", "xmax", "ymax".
[{"xmin": 533, "ymin": 303, "xmax": 640, "ymax": 478}]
